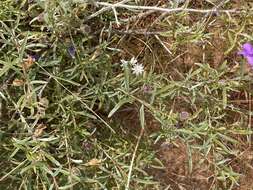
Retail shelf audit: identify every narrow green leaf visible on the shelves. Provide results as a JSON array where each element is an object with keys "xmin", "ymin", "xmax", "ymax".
[
  {"xmin": 108, "ymin": 98, "xmax": 132, "ymax": 118},
  {"xmin": 222, "ymin": 88, "xmax": 227, "ymax": 109},
  {"xmin": 139, "ymin": 104, "xmax": 145, "ymax": 129}
]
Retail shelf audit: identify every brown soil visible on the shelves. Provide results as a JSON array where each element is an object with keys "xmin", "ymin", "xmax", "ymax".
[
  {"xmin": 148, "ymin": 139, "xmax": 253, "ymax": 190},
  {"xmin": 148, "ymin": 139, "xmax": 213, "ymax": 190},
  {"xmin": 234, "ymin": 149, "xmax": 253, "ymax": 190}
]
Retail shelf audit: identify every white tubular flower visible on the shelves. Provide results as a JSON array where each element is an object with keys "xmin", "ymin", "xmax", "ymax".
[
  {"xmin": 120, "ymin": 59, "xmax": 128, "ymax": 67},
  {"xmin": 132, "ymin": 63, "xmax": 144, "ymax": 76},
  {"xmin": 129, "ymin": 57, "xmax": 138, "ymax": 65}
]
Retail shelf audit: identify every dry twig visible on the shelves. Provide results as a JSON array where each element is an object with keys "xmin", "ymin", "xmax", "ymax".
[{"xmin": 95, "ymin": 1, "xmax": 240, "ymax": 15}]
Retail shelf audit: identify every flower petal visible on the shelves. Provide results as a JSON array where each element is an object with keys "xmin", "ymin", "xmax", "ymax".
[
  {"xmin": 246, "ymin": 56, "xmax": 253, "ymax": 67},
  {"xmin": 242, "ymin": 43, "xmax": 253, "ymax": 56},
  {"xmin": 132, "ymin": 64, "xmax": 144, "ymax": 76},
  {"xmin": 238, "ymin": 50, "xmax": 247, "ymax": 56},
  {"xmin": 130, "ymin": 57, "xmax": 137, "ymax": 65},
  {"xmin": 68, "ymin": 46, "xmax": 76, "ymax": 58}
]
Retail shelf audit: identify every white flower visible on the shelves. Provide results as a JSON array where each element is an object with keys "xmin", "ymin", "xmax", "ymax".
[
  {"xmin": 120, "ymin": 59, "xmax": 128, "ymax": 67},
  {"xmin": 129, "ymin": 57, "xmax": 138, "ymax": 65},
  {"xmin": 132, "ymin": 63, "xmax": 144, "ymax": 76}
]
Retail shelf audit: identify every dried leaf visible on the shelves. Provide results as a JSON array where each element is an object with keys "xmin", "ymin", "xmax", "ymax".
[
  {"xmin": 84, "ymin": 158, "xmax": 102, "ymax": 166},
  {"xmin": 12, "ymin": 79, "xmax": 25, "ymax": 86},
  {"xmin": 33, "ymin": 124, "xmax": 47, "ymax": 138},
  {"xmin": 22, "ymin": 55, "xmax": 35, "ymax": 71}
]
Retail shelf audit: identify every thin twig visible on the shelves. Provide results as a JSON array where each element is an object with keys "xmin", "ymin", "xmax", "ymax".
[
  {"xmin": 154, "ymin": 34, "xmax": 172, "ymax": 55},
  {"xmin": 204, "ymin": 0, "xmax": 230, "ymax": 18},
  {"xmin": 121, "ymin": 9, "xmax": 157, "ymax": 23},
  {"xmin": 85, "ymin": 0, "xmax": 130, "ymax": 21},
  {"xmin": 0, "ymin": 160, "xmax": 27, "ymax": 182},
  {"xmin": 247, "ymin": 85, "xmax": 252, "ymax": 146},
  {"xmin": 120, "ymin": 0, "xmax": 165, "ymax": 23},
  {"xmin": 125, "ymin": 127, "xmax": 144, "ymax": 190},
  {"xmin": 38, "ymin": 76, "xmax": 52, "ymax": 99},
  {"xmin": 105, "ymin": 29, "xmax": 166, "ymax": 35},
  {"xmin": 95, "ymin": 2, "xmax": 240, "ymax": 14}
]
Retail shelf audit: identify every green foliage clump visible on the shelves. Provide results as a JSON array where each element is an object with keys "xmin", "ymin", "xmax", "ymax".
[{"xmin": 1, "ymin": 0, "xmax": 253, "ymax": 189}]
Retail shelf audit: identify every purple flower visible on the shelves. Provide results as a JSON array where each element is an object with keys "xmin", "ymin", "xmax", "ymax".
[
  {"xmin": 179, "ymin": 111, "xmax": 189, "ymax": 121},
  {"xmin": 67, "ymin": 45, "xmax": 76, "ymax": 58},
  {"xmin": 238, "ymin": 42, "xmax": 253, "ymax": 67},
  {"xmin": 82, "ymin": 141, "xmax": 93, "ymax": 151},
  {"xmin": 31, "ymin": 54, "xmax": 40, "ymax": 61},
  {"xmin": 142, "ymin": 85, "xmax": 153, "ymax": 94}
]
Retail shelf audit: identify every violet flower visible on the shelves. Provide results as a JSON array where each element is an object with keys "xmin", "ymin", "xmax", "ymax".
[
  {"xmin": 238, "ymin": 42, "xmax": 253, "ymax": 67},
  {"xmin": 31, "ymin": 54, "xmax": 40, "ymax": 61},
  {"xmin": 142, "ymin": 85, "xmax": 153, "ymax": 94},
  {"xmin": 67, "ymin": 45, "xmax": 76, "ymax": 59}
]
